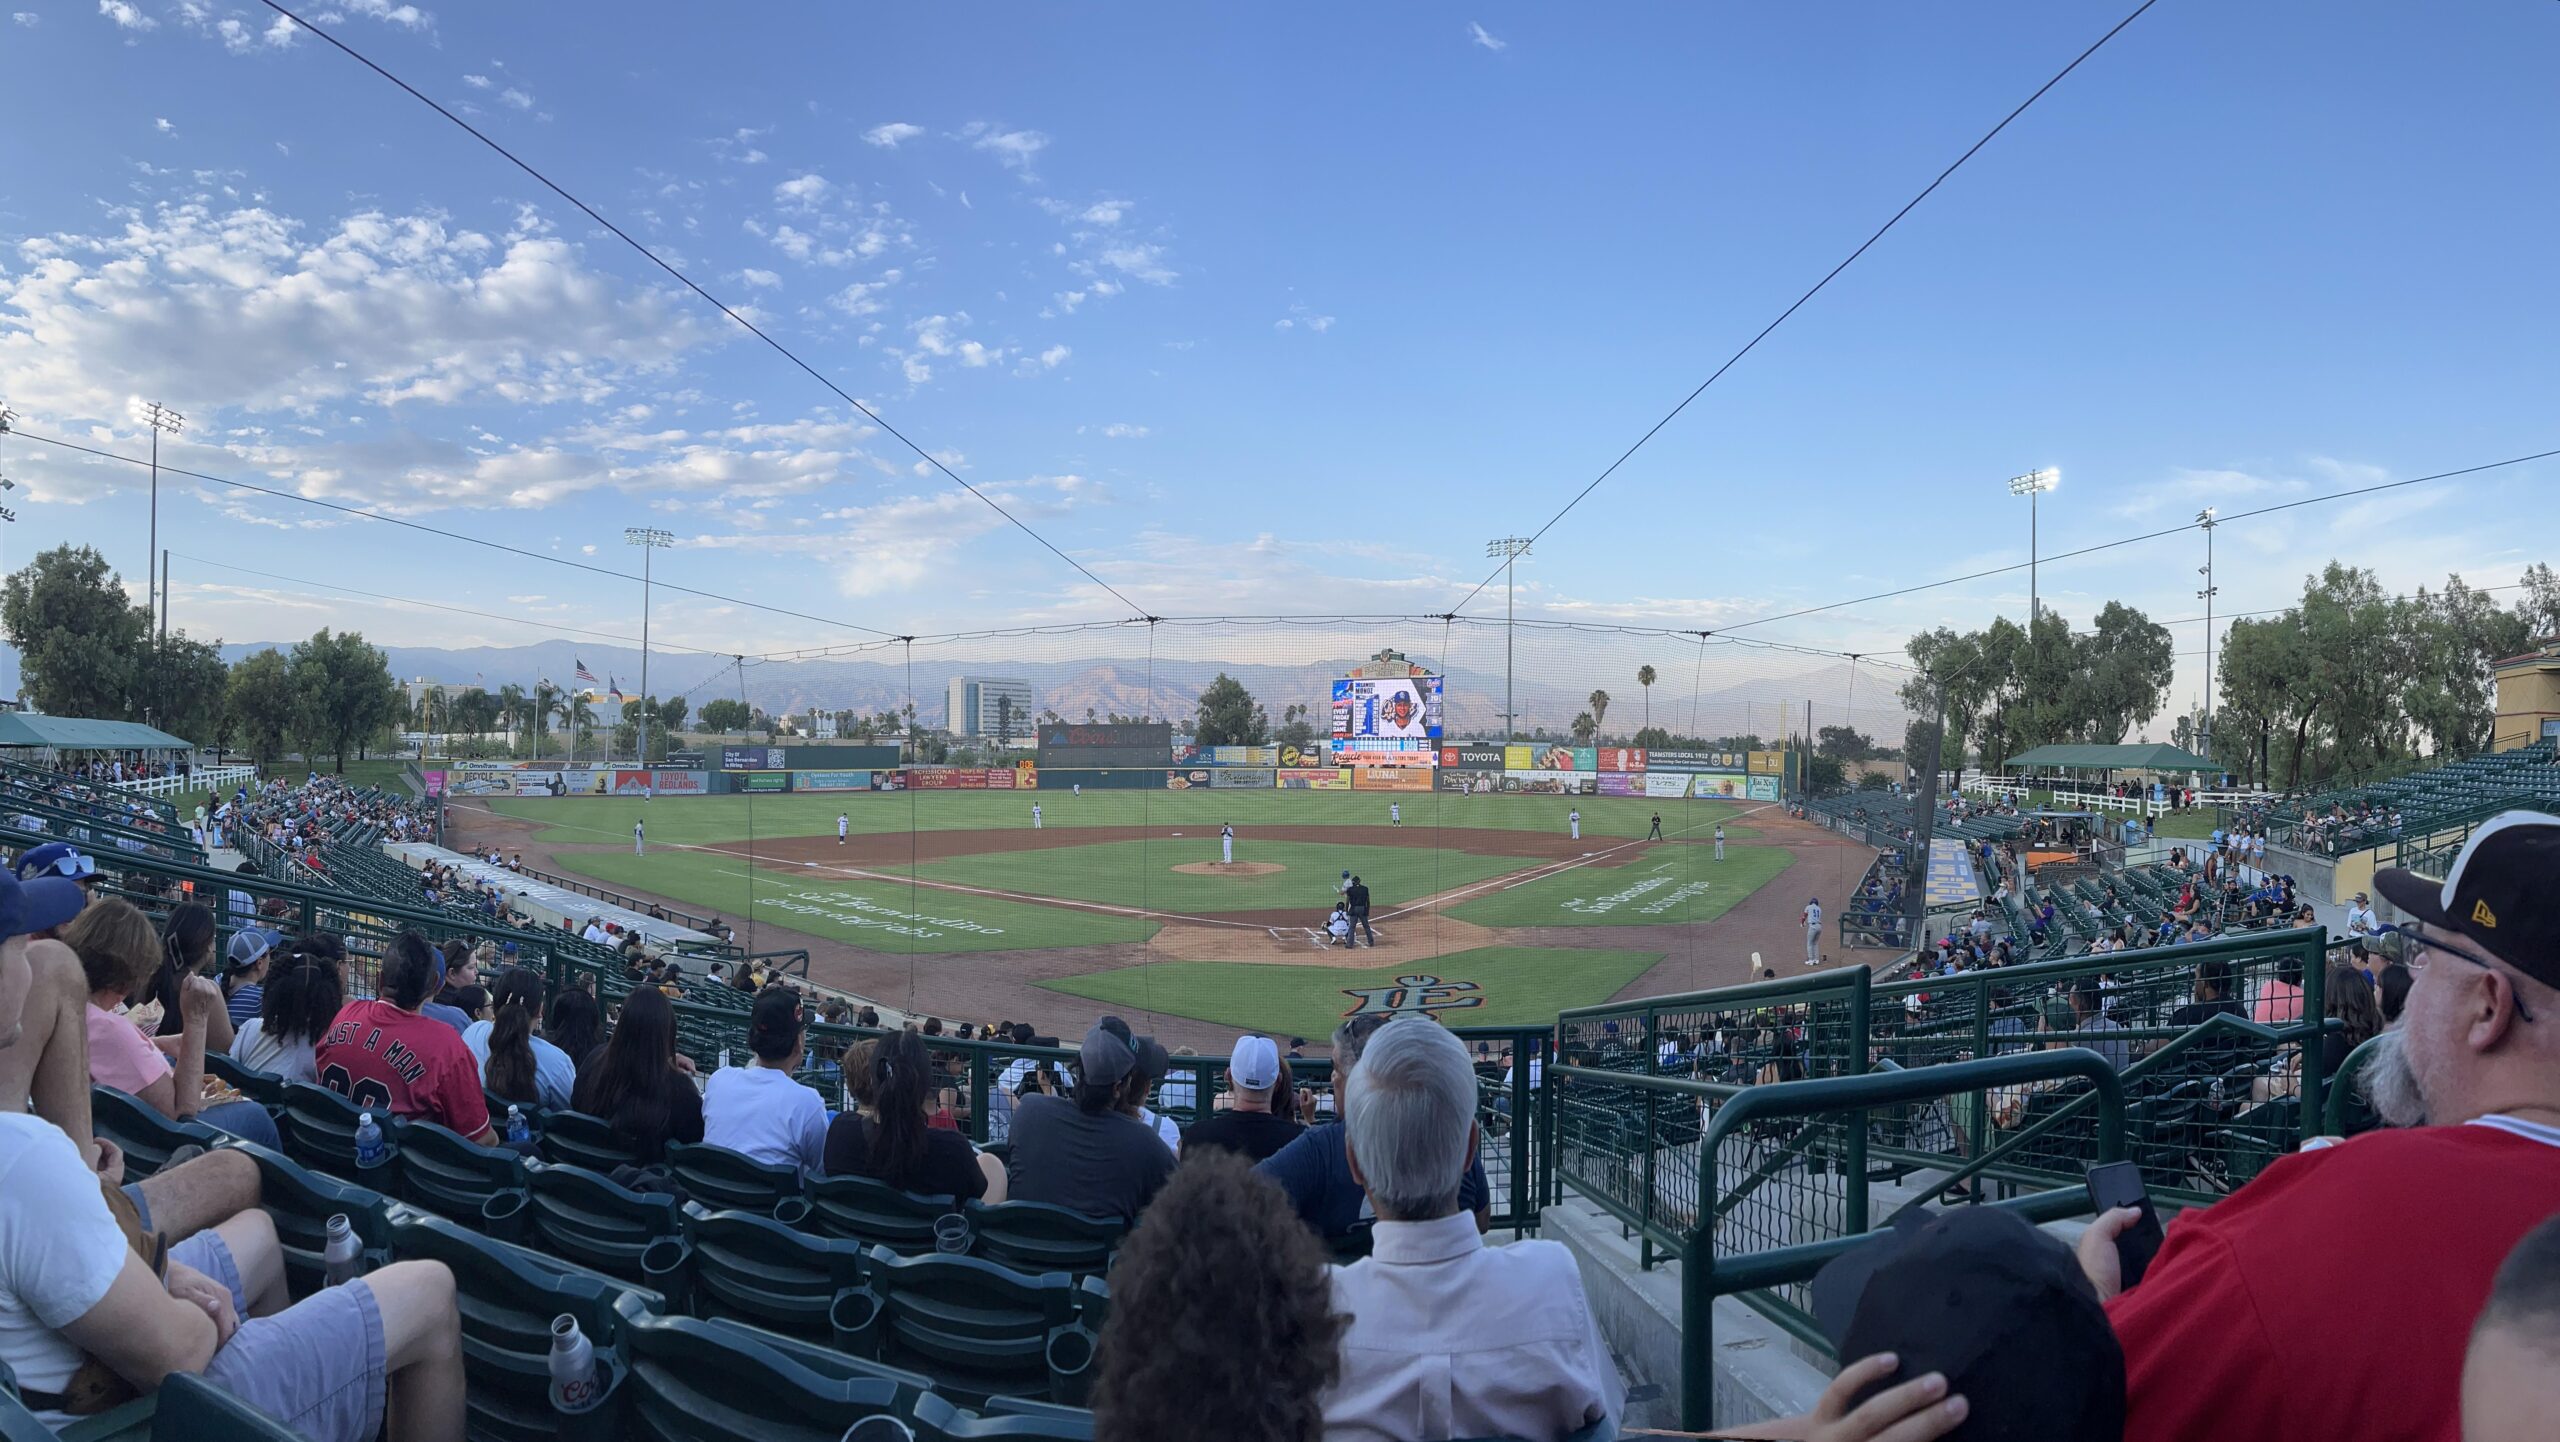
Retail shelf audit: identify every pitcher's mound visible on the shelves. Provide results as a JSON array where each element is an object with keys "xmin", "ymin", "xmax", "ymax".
[{"xmin": 1172, "ymin": 860, "xmax": 1286, "ymax": 877}]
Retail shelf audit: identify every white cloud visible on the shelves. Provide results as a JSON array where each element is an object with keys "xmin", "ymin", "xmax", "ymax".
[
  {"xmin": 208, "ymin": 11, "xmax": 293, "ymax": 50},
  {"xmin": 153, "ymin": 116, "xmax": 175, "ymax": 134},
  {"xmin": 13, "ymin": 12, "xmax": 40, "ymax": 27},
  {"xmin": 1467, "ymin": 20, "xmax": 1505, "ymax": 50},
  {"xmin": 1037, "ymin": 344, "xmax": 1070, "ymax": 368},
  {"xmin": 863, "ymin": 122, "xmax": 923, "ymax": 148},
  {"xmin": 960, "ymin": 121, "xmax": 1048, "ymax": 173},
  {"xmin": 773, "ymin": 172, "xmax": 831, "ymax": 207},
  {"xmin": 1096, "ymin": 243, "xmax": 1176, "ymax": 285},
  {"xmin": 462, "ymin": 72, "xmax": 490, "ymax": 88},
  {"xmin": 498, "ymin": 86, "xmax": 533, "ymax": 110},
  {"xmin": 736, "ymin": 268, "xmax": 782, "ymax": 289},
  {"xmin": 98, "ymin": 0, "xmax": 154, "ymax": 30},
  {"xmin": 1100, "ymin": 423, "xmax": 1148, "ymax": 439},
  {"xmin": 337, "ymin": 0, "xmax": 427, "ymax": 28},
  {"xmin": 1080, "ymin": 200, "xmax": 1128, "ymax": 226},
  {"xmin": 1275, "ymin": 301, "xmax": 1335, "ymax": 333},
  {"xmin": 828, "ymin": 276, "xmax": 894, "ymax": 316}
]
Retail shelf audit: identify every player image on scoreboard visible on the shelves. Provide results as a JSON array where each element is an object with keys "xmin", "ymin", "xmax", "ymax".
[{"xmin": 1331, "ymin": 676, "xmax": 1443, "ymax": 742}]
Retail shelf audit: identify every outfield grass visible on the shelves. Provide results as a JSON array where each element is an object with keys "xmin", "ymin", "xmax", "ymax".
[
  {"xmin": 1448, "ymin": 842, "xmax": 1793, "ymax": 928},
  {"xmin": 480, "ymin": 788, "xmax": 1749, "ymax": 848},
  {"xmin": 547, "ymin": 848, "xmax": 1156, "ymax": 952},
  {"xmin": 913, "ymin": 838, "xmax": 1536, "ymax": 915},
  {"xmin": 1038, "ymin": 945, "xmax": 1661, "ymax": 1038}
]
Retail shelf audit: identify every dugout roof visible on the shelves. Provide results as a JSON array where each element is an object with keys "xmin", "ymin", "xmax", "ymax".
[{"xmin": 2002, "ymin": 743, "xmax": 2218, "ymax": 772}]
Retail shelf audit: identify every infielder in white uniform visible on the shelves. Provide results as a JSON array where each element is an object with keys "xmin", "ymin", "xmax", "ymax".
[
  {"xmin": 1568, "ymin": 808, "xmax": 1581, "ymax": 841},
  {"xmin": 1714, "ymin": 824, "xmax": 1726, "ymax": 861},
  {"xmin": 837, "ymin": 813, "xmax": 849, "ymax": 845},
  {"xmin": 1803, "ymin": 897, "xmax": 1823, "ymax": 965},
  {"xmin": 1220, "ymin": 823, "xmax": 1234, "ymax": 865},
  {"xmin": 1032, "ymin": 802, "xmax": 1043, "ymax": 830},
  {"xmin": 1389, "ymin": 801, "xmax": 1401, "ymax": 827},
  {"xmin": 634, "ymin": 819, "xmax": 645, "ymax": 856}
]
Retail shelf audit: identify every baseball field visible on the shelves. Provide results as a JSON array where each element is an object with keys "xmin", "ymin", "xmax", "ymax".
[{"xmin": 455, "ymin": 786, "xmax": 1855, "ymax": 1043}]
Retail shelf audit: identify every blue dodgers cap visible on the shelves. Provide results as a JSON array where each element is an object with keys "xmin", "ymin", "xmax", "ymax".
[
  {"xmin": 15, "ymin": 843, "xmax": 95, "ymax": 882},
  {"xmin": 0, "ymin": 874, "xmax": 87, "ymax": 940}
]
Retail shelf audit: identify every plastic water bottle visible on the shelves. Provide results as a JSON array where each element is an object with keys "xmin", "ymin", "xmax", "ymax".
[
  {"xmin": 506, "ymin": 1105, "xmax": 529, "ymax": 1146},
  {"xmin": 547, "ymin": 1314, "xmax": 602, "ymax": 1413},
  {"xmin": 354, "ymin": 1111, "xmax": 388, "ymax": 1169},
  {"xmin": 322, "ymin": 1213, "xmax": 363, "ymax": 1287}
]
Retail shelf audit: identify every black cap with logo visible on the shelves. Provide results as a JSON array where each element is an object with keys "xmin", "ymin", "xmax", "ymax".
[{"xmin": 2374, "ymin": 811, "xmax": 2560, "ymax": 989}]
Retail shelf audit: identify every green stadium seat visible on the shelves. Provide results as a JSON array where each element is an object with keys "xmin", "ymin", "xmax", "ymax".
[
  {"xmin": 274, "ymin": 1081, "xmax": 393, "ymax": 1184},
  {"xmin": 536, "ymin": 1110, "xmax": 643, "ymax": 1176},
  {"xmin": 1, "ymin": 1357, "xmax": 158, "ymax": 1442},
  {"xmin": 963, "ymin": 1200, "xmax": 1124, "ymax": 1278},
  {"xmin": 147, "ymin": 1373, "xmax": 297, "ymax": 1442},
  {"xmin": 679, "ymin": 1205, "xmax": 869, "ymax": 1341},
  {"xmin": 611, "ymin": 1298, "xmax": 929, "ymax": 1442},
  {"xmin": 88, "ymin": 1087, "xmax": 222, "ymax": 1180},
  {"xmin": 384, "ymin": 1206, "xmax": 659, "ymax": 1442},
  {"xmin": 227, "ymin": 1140, "xmax": 396, "ymax": 1299},
  {"xmin": 855, "ymin": 1245, "xmax": 1107, "ymax": 1406},
  {"xmin": 906, "ymin": 1391, "xmax": 1095, "ymax": 1441},
  {"xmin": 525, "ymin": 1161, "xmax": 688, "ymax": 1286},
  {"xmin": 391, "ymin": 1118, "xmax": 528, "ymax": 1233},
  {"xmin": 805, "ymin": 1172, "xmax": 959, "ymax": 1253},
  {"xmin": 666, "ymin": 1141, "xmax": 802, "ymax": 1215},
  {"xmin": 202, "ymin": 1052, "xmax": 288, "ymax": 1111}
]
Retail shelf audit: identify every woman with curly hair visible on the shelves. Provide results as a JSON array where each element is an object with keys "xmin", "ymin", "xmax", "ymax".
[{"xmin": 1091, "ymin": 1151, "xmax": 1343, "ymax": 1442}]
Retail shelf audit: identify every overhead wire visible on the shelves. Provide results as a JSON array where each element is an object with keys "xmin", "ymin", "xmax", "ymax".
[
  {"xmin": 1448, "ymin": 0, "xmax": 2164, "ymax": 614},
  {"xmin": 250, "ymin": 0, "xmax": 1146, "ymax": 619}
]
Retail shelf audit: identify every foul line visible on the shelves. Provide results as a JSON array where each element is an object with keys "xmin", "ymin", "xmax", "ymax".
[{"xmin": 700, "ymin": 853, "xmax": 1269, "ymax": 932}]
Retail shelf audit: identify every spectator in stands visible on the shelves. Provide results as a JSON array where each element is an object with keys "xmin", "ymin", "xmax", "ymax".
[
  {"xmin": 2147, "ymin": 958, "xmax": 2245, "ymax": 1063},
  {"xmin": 1185, "ymin": 1035, "xmax": 1305, "ymax": 1162},
  {"xmin": 414, "ymin": 946, "xmax": 473, "ymax": 1035},
  {"xmin": 446, "ymin": 983, "xmax": 492, "ymax": 1025},
  {"xmin": 2379, "ymin": 959, "xmax": 2414, "ymax": 1024},
  {"xmin": 464, "ymin": 968, "xmax": 574, "ymax": 1111},
  {"xmin": 64, "ymin": 898, "xmax": 277, "ymax": 1149},
  {"xmin": 1006, "ymin": 1020, "xmax": 1176, "ymax": 1222},
  {"xmin": 228, "ymin": 934, "xmax": 344, "ymax": 1085},
  {"xmin": 1092, "ymin": 1150, "xmax": 1344, "ymax": 1442},
  {"xmin": 546, "ymin": 971, "xmax": 602, "ymax": 1063},
  {"xmin": 1261, "ymin": 1013, "xmax": 1496, "ymax": 1243},
  {"xmin": 2465, "ymin": 1214, "xmax": 2560, "ymax": 1442},
  {"xmin": 1323, "ymin": 1018, "xmax": 1621, "ymax": 1442},
  {"xmin": 703, "ymin": 988, "xmax": 829, "ymax": 1174},
  {"xmin": 217, "ymin": 928, "xmax": 271, "ymax": 1030},
  {"xmin": 2252, "ymin": 954, "xmax": 2304, "ymax": 1025},
  {"xmin": 2084, "ymin": 812, "xmax": 2560, "ymax": 1442},
  {"xmin": 2319, "ymin": 961, "xmax": 2385, "ymax": 1075},
  {"xmin": 2066, "ymin": 975, "xmax": 2129, "ymax": 1072},
  {"xmin": 314, "ymin": 930, "xmax": 495, "ymax": 1144},
  {"xmin": 569, "ymin": 986, "xmax": 702, "ymax": 1164},
  {"xmin": 0, "ymin": 876, "xmax": 469, "ymax": 1441},
  {"xmin": 136, "ymin": 902, "xmax": 221, "ymax": 1048},
  {"xmin": 822, "ymin": 1028, "xmax": 1005, "ymax": 1199}
]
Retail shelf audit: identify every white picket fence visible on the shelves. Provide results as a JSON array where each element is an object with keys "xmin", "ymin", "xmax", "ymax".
[{"xmin": 113, "ymin": 764, "xmax": 256, "ymax": 800}]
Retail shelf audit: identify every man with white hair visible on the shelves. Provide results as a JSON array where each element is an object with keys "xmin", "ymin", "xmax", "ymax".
[
  {"xmin": 1322, "ymin": 1018, "xmax": 1621, "ymax": 1442},
  {"xmin": 2082, "ymin": 811, "xmax": 2560, "ymax": 1442}
]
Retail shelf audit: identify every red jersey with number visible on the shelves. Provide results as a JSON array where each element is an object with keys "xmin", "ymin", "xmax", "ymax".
[
  {"xmin": 2110, "ymin": 1119, "xmax": 2560, "ymax": 1442},
  {"xmin": 313, "ymin": 998, "xmax": 491, "ymax": 1139}
]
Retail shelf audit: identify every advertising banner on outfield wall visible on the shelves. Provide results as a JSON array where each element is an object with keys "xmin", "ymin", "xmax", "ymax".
[
  {"xmin": 1038, "ymin": 723, "xmax": 1172, "ymax": 752},
  {"xmin": 1593, "ymin": 747, "xmax": 1648, "ymax": 772},
  {"xmin": 1440, "ymin": 745, "xmax": 1507, "ymax": 770},
  {"xmin": 735, "ymin": 771, "xmax": 789, "ymax": 793},
  {"xmin": 449, "ymin": 765, "xmax": 516, "ymax": 796},
  {"xmin": 1597, "ymin": 773, "xmax": 1644, "ymax": 796},
  {"xmin": 1277, "ymin": 767, "xmax": 1352, "ymax": 790},
  {"xmin": 1499, "ymin": 770, "xmax": 1598, "ymax": 795},
  {"xmin": 786, "ymin": 745, "xmax": 902, "ymax": 771},
  {"xmin": 1642, "ymin": 772, "xmax": 1693, "ymax": 799},
  {"xmin": 1165, "ymin": 769, "xmax": 1212, "ymax": 790},
  {"xmin": 607, "ymin": 769, "xmax": 706, "ymax": 796},
  {"xmin": 1522, "ymin": 744, "xmax": 1595, "ymax": 772},
  {"xmin": 1208, "ymin": 746, "xmax": 1277, "ymax": 767},
  {"xmin": 1643, "ymin": 749, "xmax": 1748, "ymax": 773},
  {"xmin": 1437, "ymin": 769, "xmax": 1492, "ymax": 792},
  {"xmin": 1330, "ymin": 737, "xmax": 1435, "ymax": 764},
  {"xmin": 1274, "ymin": 742, "xmax": 1328, "ymax": 769},
  {"xmin": 1746, "ymin": 775, "xmax": 1781, "ymax": 801},
  {"xmin": 1353, "ymin": 766, "xmax": 1435, "ymax": 792},
  {"xmin": 1015, "ymin": 761, "xmax": 1039, "ymax": 790},
  {"xmin": 983, "ymin": 767, "xmax": 1017, "ymax": 790},
  {"xmin": 1748, "ymin": 750, "xmax": 1786, "ymax": 776},
  {"xmin": 421, "ymin": 770, "xmax": 447, "ymax": 797},
  {"xmin": 793, "ymin": 770, "xmax": 873, "ymax": 792},
  {"xmin": 1211, "ymin": 768, "xmax": 1275, "ymax": 789},
  {"xmin": 1036, "ymin": 767, "xmax": 1155, "ymax": 790},
  {"xmin": 651, "ymin": 770, "xmax": 708, "ymax": 795},
  {"xmin": 722, "ymin": 746, "xmax": 788, "ymax": 771},
  {"xmin": 1692, "ymin": 774, "xmax": 1748, "ymax": 800}
]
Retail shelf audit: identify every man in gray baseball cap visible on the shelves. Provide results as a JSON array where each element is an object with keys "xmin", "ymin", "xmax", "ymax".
[{"xmin": 1004, "ymin": 1017, "xmax": 1175, "ymax": 1222}]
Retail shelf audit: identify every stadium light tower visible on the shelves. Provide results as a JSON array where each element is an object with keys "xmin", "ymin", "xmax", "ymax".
[
  {"xmin": 625, "ymin": 527, "xmax": 674, "ymax": 785},
  {"xmin": 142, "ymin": 403, "xmax": 183, "ymax": 635},
  {"xmin": 2197, "ymin": 507, "xmax": 2218, "ymax": 774},
  {"xmin": 2007, "ymin": 467, "xmax": 2060, "ymax": 629},
  {"xmin": 1485, "ymin": 537, "xmax": 1533, "ymax": 739}
]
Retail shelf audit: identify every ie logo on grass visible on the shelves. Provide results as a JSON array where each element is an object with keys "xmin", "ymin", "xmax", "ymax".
[{"xmin": 1341, "ymin": 973, "xmax": 1484, "ymax": 1020}]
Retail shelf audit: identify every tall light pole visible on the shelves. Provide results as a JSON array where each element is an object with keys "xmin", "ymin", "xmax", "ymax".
[
  {"xmin": 625, "ymin": 527, "xmax": 673, "ymax": 784},
  {"xmin": 2007, "ymin": 468, "xmax": 2060, "ymax": 744},
  {"xmin": 142, "ymin": 403, "xmax": 183, "ymax": 631},
  {"xmin": 2196, "ymin": 507, "xmax": 2218, "ymax": 777},
  {"xmin": 1485, "ymin": 537, "xmax": 1532, "ymax": 739},
  {"xmin": 0, "ymin": 476, "xmax": 17, "ymax": 586}
]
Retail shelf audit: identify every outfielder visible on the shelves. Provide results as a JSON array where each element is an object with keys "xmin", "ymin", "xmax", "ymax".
[
  {"xmin": 1032, "ymin": 801, "xmax": 1043, "ymax": 830},
  {"xmin": 634, "ymin": 819, "xmax": 646, "ymax": 856},
  {"xmin": 837, "ymin": 812, "xmax": 849, "ymax": 845},
  {"xmin": 1714, "ymin": 823, "xmax": 1726, "ymax": 861}
]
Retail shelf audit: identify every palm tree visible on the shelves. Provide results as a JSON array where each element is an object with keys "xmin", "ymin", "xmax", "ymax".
[
  {"xmin": 498, "ymin": 684, "xmax": 527, "ymax": 742},
  {"xmin": 1571, "ymin": 711, "xmax": 1597, "ymax": 742},
  {"xmin": 1636, "ymin": 665, "xmax": 1656, "ymax": 736},
  {"xmin": 1588, "ymin": 689, "xmax": 1611, "ymax": 737},
  {"xmin": 567, "ymin": 694, "xmax": 597, "ymax": 759}
]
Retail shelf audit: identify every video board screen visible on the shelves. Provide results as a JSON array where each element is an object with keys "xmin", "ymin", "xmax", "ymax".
[{"xmin": 1331, "ymin": 676, "xmax": 1443, "ymax": 741}]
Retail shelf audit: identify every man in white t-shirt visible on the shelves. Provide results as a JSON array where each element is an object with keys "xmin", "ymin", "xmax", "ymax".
[
  {"xmin": 0, "ymin": 872, "xmax": 467, "ymax": 1440},
  {"xmin": 2346, "ymin": 891, "xmax": 2378, "ymax": 936},
  {"xmin": 702, "ymin": 990, "xmax": 830, "ymax": 1174},
  {"xmin": 1803, "ymin": 897, "xmax": 1823, "ymax": 965}
]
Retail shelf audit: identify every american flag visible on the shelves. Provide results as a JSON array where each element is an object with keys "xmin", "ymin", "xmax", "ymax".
[{"xmin": 574, "ymin": 658, "xmax": 600, "ymax": 684}]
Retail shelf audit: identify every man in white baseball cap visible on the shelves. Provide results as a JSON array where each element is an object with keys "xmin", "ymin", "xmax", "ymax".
[{"xmin": 1182, "ymin": 1035, "xmax": 1303, "ymax": 1163}]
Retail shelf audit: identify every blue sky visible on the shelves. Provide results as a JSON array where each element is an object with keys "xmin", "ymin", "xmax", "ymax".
[{"xmin": 0, "ymin": 1, "xmax": 2554, "ymax": 727}]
